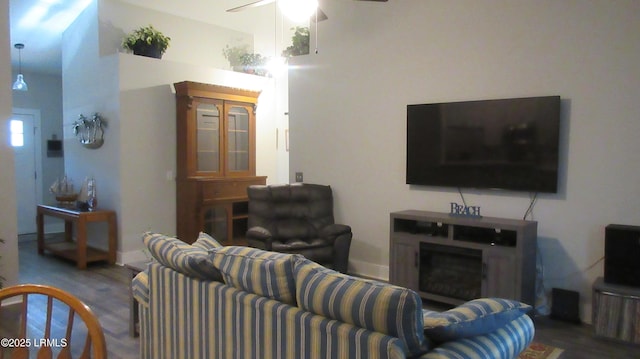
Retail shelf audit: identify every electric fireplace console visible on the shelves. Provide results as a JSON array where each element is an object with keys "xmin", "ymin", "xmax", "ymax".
[{"xmin": 389, "ymin": 210, "xmax": 537, "ymax": 306}]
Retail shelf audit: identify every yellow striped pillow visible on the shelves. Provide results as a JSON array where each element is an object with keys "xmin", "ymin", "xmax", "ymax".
[
  {"xmin": 142, "ymin": 232, "xmax": 223, "ymax": 281},
  {"xmin": 294, "ymin": 256, "xmax": 428, "ymax": 356},
  {"xmin": 209, "ymin": 246, "xmax": 297, "ymax": 305}
]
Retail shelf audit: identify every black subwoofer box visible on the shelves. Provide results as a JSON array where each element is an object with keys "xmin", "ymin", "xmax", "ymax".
[
  {"xmin": 604, "ymin": 224, "xmax": 640, "ymax": 287},
  {"xmin": 550, "ymin": 288, "xmax": 580, "ymax": 323}
]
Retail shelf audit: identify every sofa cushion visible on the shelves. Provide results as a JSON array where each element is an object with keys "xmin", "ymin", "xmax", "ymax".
[
  {"xmin": 209, "ymin": 246, "xmax": 297, "ymax": 305},
  {"xmin": 422, "ymin": 298, "xmax": 532, "ymax": 342},
  {"xmin": 293, "ymin": 256, "xmax": 428, "ymax": 356},
  {"xmin": 142, "ymin": 232, "xmax": 223, "ymax": 281}
]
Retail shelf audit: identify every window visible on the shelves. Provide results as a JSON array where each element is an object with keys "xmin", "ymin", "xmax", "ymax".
[{"xmin": 10, "ymin": 119, "xmax": 24, "ymax": 147}]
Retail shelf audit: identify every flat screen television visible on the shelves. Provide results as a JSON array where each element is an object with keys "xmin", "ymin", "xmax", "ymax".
[{"xmin": 406, "ymin": 96, "xmax": 561, "ymax": 193}]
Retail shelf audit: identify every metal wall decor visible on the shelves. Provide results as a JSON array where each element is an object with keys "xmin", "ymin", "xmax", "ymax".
[{"xmin": 73, "ymin": 113, "xmax": 106, "ymax": 149}]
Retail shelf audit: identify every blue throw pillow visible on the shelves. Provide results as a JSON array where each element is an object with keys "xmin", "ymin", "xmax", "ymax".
[{"xmin": 423, "ymin": 298, "xmax": 532, "ymax": 342}]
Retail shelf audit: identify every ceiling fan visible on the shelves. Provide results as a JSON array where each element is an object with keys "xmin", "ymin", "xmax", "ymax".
[{"xmin": 227, "ymin": 0, "xmax": 388, "ymax": 22}]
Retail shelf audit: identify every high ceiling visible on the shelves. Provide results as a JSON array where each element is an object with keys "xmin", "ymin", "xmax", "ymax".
[{"xmin": 8, "ymin": 0, "xmax": 276, "ymax": 74}]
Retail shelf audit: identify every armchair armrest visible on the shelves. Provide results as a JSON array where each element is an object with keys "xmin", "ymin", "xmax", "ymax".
[
  {"xmin": 246, "ymin": 226, "xmax": 273, "ymax": 250},
  {"xmin": 320, "ymin": 224, "xmax": 352, "ymax": 274},
  {"xmin": 320, "ymin": 224, "xmax": 352, "ymax": 238}
]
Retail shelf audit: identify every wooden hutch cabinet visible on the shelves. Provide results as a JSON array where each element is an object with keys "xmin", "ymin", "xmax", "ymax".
[{"xmin": 174, "ymin": 81, "xmax": 266, "ymax": 244}]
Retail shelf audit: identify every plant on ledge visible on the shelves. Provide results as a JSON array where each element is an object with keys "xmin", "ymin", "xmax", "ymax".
[
  {"xmin": 223, "ymin": 44, "xmax": 250, "ymax": 71},
  {"xmin": 222, "ymin": 44, "xmax": 268, "ymax": 76},
  {"xmin": 240, "ymin": 53, "xmax": 268, "ymax": 76},
  {"xmin": 282, "ymin": 26, "xmax": 310, "ymax": 57},
  {"xmin": 122, "ymin": 25, "xmax": 171, "ymax": 59}
]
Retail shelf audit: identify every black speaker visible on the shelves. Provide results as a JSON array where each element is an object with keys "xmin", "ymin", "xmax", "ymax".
[
  {"xmin": 550, "ymin": 288, "xmax": 580, "ymax": 323},
  {"xmin": 604, "ymin": 224, "xmax": 640, "ymax": 287}
]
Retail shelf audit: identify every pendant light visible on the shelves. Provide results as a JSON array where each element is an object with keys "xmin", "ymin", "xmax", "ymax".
[{"xmin": 12, "ymin": 43, "xmax": 28, "ymax": 92}]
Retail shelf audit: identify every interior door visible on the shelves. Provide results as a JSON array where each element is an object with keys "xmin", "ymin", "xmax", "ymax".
[{"xmin": 11, "ymin": 112, "xmax": 37, "ymax": 234}]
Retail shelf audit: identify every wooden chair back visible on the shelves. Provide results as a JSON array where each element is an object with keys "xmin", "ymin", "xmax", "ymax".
[{"xmin": 0, "ymin": 284, "xmax": 107, "ymax": 359}]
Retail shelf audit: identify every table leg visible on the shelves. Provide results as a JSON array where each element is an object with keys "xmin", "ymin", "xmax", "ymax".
[
  {"xmin": 37, "ymin": 211, "xmax": 44, "ymax": 255},
  {"xmin": 64, "ymin": 220, "xmax": 73, "ymax": 242},
  {"xmin": 129, "ymin": 270, "xmax": 140, "ymax": 337},
  {"xmin": 107, "ymin": 213, "xmax": 117, "ymax": 265},
  {"xmin": 76, "ymin": 218, "xmax": 87, "ymax": 269}
]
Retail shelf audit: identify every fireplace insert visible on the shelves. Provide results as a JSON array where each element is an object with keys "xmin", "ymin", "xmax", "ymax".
[{"xmin": 419, "ymin": 242, "xmax": 482, "ymax": 301}]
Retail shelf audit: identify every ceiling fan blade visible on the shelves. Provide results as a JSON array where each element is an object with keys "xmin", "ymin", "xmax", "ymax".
[
  {"xmin": 311, "ymin": 8, "xmax": 329, "ymax": 22},
  {"xmin": 227, "ymin": 0, "xmax": 275, "ymax": 13}
]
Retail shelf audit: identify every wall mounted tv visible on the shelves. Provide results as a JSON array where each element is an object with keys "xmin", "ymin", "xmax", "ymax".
[{"xmin": 406, "ymin": 96, "xmax": 561, "ymax": 193}]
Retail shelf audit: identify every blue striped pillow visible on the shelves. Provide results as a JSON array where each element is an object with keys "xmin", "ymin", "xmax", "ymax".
[
  {"xmin": 142, "ymin": 232, "xmax": 223, "ymax": 281},
  {"xmin": 293, "ymin": 256, "xmax": 428, "ymax": 356},
  {"xmin": 209, "ymin": 246, "xmax": 297, "ymax": 305},
  {"xmin": 192, "ymin": 232, "xmax": 223, "ymax": 250},
  {"xmin": 422, "ymin": 298, "xmax": 532, "ymax": 342},
  {"xmin": 421, "ymin": 314, "xmax": 535, "ymax": 358}
]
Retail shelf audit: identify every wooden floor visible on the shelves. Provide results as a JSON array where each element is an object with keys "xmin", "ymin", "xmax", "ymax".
[
  {"xmin": 3, "ymin": 235, "xmax": 639, "ymax": 359},
  {"xmin": 3, "ymin": 235, "xmax": 139, "ymax": 359}
]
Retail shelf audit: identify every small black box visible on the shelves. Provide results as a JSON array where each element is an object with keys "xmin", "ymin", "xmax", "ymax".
[{"xmin": 550, "ymin": 288, "xmax": 580, "ymax": 323}]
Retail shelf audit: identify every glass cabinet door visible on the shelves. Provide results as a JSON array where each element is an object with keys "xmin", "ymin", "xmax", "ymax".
[
  {"xmin": 226, "ymin": 105, "xmax": 250, "ymax": 174},
  {"xmin": 196, "ymin": 101, "xmax": 221, "ymax": 173},
  {"xmin": 202, "ymin": 205, "xmax": 229, "ymax": 244}
]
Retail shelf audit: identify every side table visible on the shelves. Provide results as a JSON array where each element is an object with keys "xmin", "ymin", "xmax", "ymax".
[
  {"xmin": 36, "ymin": 204, "xmax": 117, "ymax": 269},
  {"xmin": 592, "ymin": 277, "xmax": 640, "ymax": 344},
  {"xmin": 125, "ymin": 261, "xmax": 150, "ymax": 337}
]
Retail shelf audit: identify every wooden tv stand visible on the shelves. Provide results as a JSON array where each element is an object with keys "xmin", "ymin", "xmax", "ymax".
[{"xmin": 389, "ymin": 210, "xmax": 537, "ymax": 306}]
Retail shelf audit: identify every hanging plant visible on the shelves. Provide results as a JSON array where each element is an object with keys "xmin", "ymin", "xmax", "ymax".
[
  {"xmin": 282, "ymin": 26, "xmax": 310, "ymax": 57},
  {"xmin": 122, "ymin": 25, "xmax": 171, "ymax": 59}
]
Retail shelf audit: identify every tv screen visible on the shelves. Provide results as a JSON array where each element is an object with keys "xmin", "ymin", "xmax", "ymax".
[{"xmin": 406, "ymin": 96, "xmax": 561, "ymax": 193}]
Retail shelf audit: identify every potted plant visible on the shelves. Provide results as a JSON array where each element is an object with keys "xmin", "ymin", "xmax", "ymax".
[
  {"xmin": 282, "ymin": 26, "xmax": 310, "ymax": 57},
  {"xmin": 223, "ymin": 44, "xmax": 251, "ymax": 71},
  {"xmin": 122, "ymin": 25, "xmax": 171, "ymax": 59},
  {"xmin": 240, "ymin": 53, "xmax": 268, "ymax": 76},
  {"xmin": 222, "ymin": 45, "xmax": 268, "ymax": 76}
]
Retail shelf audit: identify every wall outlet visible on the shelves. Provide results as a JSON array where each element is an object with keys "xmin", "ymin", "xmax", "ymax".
[{"xmin": 295, "ymin": 172, "xmax": 303, "ymax": 182}]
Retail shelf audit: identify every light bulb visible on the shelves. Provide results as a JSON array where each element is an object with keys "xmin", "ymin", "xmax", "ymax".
[
  {"xmin": 278, "ymin": 0, "xmax": 318, "ymax": 22},
  {"xmin": 267, "ymin": 56, "xmax": 287, "ymax": 76}
]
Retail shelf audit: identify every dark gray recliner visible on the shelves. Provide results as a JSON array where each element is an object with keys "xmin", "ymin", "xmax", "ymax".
[{"xmin": 246, "ymin": 183, "xmax": 352, "ymax": 273}]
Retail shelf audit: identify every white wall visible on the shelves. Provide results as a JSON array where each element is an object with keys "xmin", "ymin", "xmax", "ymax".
[
  {"xmin": 11, "ymin": 70, "xmax": 65, "ymax": 203},
  {"xmin": 99, "ymin": 0, "xmax": 252, "ymax": 70},
  {"xmin": 0, "ymin": 0, "xmax": 19, "ymax": 287},
  {"xmin": 62, "ymin": 0, "xmax": 284, "ymax": 263},
  {"xmin": 289, "ymin": 0, "xmax": 640, "ymax": 323},
  {"xmin": 116, "ymin": 54, "xmax": 278, "ymax": 260}
]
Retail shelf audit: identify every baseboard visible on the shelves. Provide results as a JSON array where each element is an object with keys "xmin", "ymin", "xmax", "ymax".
[
  {"xmin": 0, "ymin": 297, "xmax": 22, "ymax": 307},
  {"xmin": 348, "ymin": 258, "xmax": 389, "ymax": 282},
  {"xmin": 119, "ymin": 249, "xmax": 151, "ymax": 265},
  {"xmin": 45, "ymin": 223, "xmax": 65, "ymax": 234}
]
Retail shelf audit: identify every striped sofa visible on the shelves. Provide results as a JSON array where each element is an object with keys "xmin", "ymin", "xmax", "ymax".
[{"xmin": 133, "ymin": 233, "xmax": 534, "ymax": 359}]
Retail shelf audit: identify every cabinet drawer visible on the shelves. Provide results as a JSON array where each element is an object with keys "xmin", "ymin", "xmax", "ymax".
[
  {"xmin": 200, "ymin": 178, "xmax": 265, "ymax": 200},
  {"xmin": 201, "ymin": 182, "xmax": 247, "ymax": 200}
]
